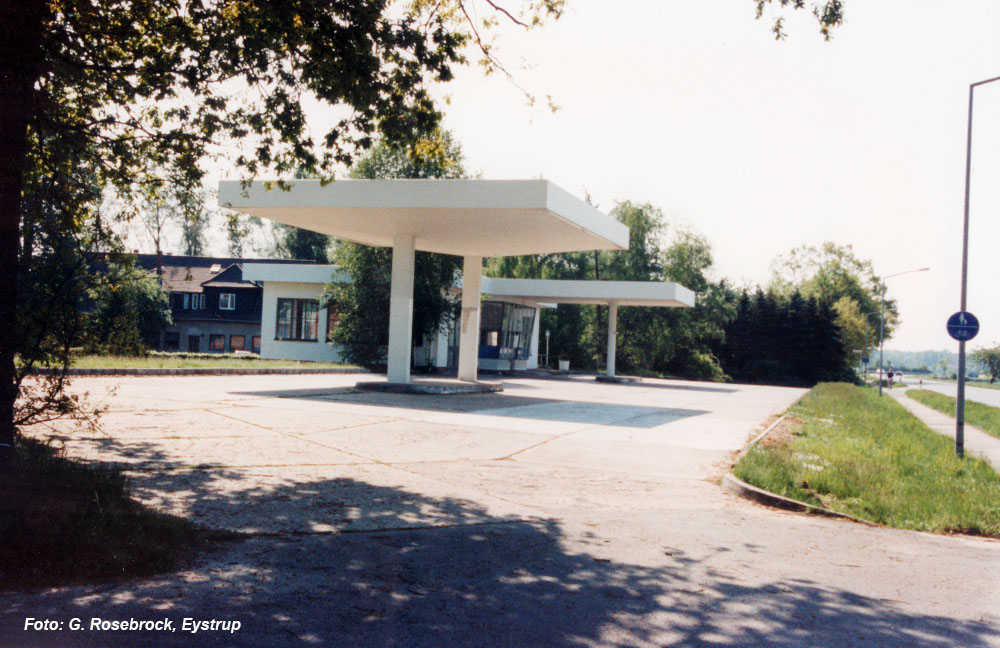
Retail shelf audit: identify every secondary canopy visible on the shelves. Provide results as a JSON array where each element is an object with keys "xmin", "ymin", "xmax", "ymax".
[{"xmin": 482, "ymin": 278, "xmax": 696, "ymax": 378}]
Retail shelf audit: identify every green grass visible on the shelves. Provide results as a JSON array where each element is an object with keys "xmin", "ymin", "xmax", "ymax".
[
  {"xmin": 70, "ymin": 353, "xmax": 360, "ymax": 370},
  {"xmin": 908, "ymin": 389, "xmax": 1000, "ymax": 440},
  {"xmin": 1, "ymin": 438, "xmax": 237, "ymax": 588},
  {"xmin": 732, "ymin": 382, "xmax": 1000, "ymax": 536}
]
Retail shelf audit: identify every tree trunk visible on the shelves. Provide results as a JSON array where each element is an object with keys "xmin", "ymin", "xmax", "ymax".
[{"xmin": 0, "ymin": 1, "xmax": 45, "ymax": 459}]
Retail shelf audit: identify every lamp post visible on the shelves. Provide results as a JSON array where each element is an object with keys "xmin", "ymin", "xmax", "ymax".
[
  {"xmin": 955, "ymin": 75, "xmax": 1000, "ymax": 457},
  {"xmin": 864, "ymin": 311, "xmax": 880, "ymax": 382},
  {"xmin": 878, "ymin": 268, "xmax": 930, "ymax": 396}
]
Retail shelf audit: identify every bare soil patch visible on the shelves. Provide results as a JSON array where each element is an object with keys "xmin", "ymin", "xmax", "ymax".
[{"xmin": 758, "ymin": 416, "xmax": 804, "ymax": 448}]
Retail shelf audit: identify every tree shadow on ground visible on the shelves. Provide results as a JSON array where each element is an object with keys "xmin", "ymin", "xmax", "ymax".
[{"xmin": 1, "ymin": 442, "xmax": 996, "ymax": 647}]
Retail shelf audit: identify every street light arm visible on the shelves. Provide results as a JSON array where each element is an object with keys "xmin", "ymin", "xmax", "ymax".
[
  {"xmin": 883, "ymin": 267, "xmax": 930, "ymax": 280},
  {"xmin": 972, "ymin": 75, "xmax": 1000, "ymax": 88}
]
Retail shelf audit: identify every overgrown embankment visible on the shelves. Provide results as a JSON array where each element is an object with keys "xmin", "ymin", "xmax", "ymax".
[
  {"xmin": 733, "ymin": 382, "xmax": 1000, "ymax": 536},
  {"xmin": 1, "ymin": 438, "xmax": 234, "ymax": 589}
]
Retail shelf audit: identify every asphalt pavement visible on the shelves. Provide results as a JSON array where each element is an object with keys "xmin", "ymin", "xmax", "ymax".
[
  {"xmin": 913, "ymin": 378, "xmax": 1000, "ymax": 409},
  {"xmin": 2, "ymin": 374, "xmax": 998, "ymax": 647}
]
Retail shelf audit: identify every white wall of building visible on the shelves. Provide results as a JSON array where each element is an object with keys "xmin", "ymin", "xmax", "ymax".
[
  {"xmin": 259, "ymin": 282, "xmax": 344, "ymax": 363},
  {"xmin": 247, "ymin": 263, "xmax": 553, "ymax": 372}
]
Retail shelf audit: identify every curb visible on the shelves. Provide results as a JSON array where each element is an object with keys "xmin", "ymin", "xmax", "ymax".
[
  {"xmin": 31, "ymin": 367, "xmax": 369, "ymax": 377},
  {"xmin": 724, "ymin": 415, "xmax": 871, "ymax": 524},
  {"xmin": 721, "ymin": 473, "xmax": 856, "ymax": 520}
]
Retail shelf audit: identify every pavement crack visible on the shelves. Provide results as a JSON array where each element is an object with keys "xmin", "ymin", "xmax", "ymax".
[{"xmin": 237, "ymin": 519, "xmax": 550, "ymax": 540}]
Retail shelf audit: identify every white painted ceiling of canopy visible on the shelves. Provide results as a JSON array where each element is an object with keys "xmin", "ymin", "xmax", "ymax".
[{"xmin": 217, "ymin": 179, "xmax": 629, "ymax": 258}]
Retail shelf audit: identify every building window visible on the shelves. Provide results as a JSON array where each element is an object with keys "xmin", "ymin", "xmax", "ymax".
[
  {"xmin": 230, "ymin": 335, "xmax": 245, "ymax": 351},
  {"xmin": 164, "ymin": 332, "xmax": 180, "ymax": 351},
  {"xmin": 219, "ymin": 293, "xmax": 235, "ymax": 310},
  {"xmin": 276, "ymin": 298, "xmax": 319, "ymax": 341},
  {"xmin": 182, "ymin": 293, "xmax": 190, "ymax": 309},
  {"xmin": 197, "ymin": 294, "xmax": 205, "ymax": 309},
  {"xmin": 209, "ymin": 334, "xmax": 225, "ymax": 351},
  {"xmin": 477, "ymin": 301, "xmax": 536, "ymax": 361},
  {"xmin": 499, "ymin": 303, "xmax": 535, "ymax": 360},
  {"xmin": 251, "ymin": 335, "xmax": 261, "ymax": 352}
]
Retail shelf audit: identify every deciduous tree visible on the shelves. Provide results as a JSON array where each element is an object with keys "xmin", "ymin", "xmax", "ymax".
[
  {"xmin": 325, "ymin": 131, "xmax": 465, "ymax": 367},
  {"xmin": 753, "ymin": 0, "xmax": 844, "ymax": 40},
  {"xmin": 769, "ymin": 242, "xmax": 897, "ymax": 352},
  {"xmin": 972, "ymin": 346, "xmax": 1000, "ymax": 384},
  {"xmin": 0, "ymin": 0, "xmax": 564, "ymax": 456},
  {"xmin": 85, "ymin": 262, "xmax": 172, "ymax": 356}
]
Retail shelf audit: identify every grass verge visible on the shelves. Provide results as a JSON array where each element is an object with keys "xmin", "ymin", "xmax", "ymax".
[
  {"xmin": 1, "ymin": 437, "xmax": 237, "ymax": 589},
  {"xmin": 70, "ymin": 353, "xmax": 359, "ymax": 370},
  {"xmin": 907, "ymin": 389, "xmax": 1000, "ymax": 440},
  {"xmin": 732, "ymin": 382, "xmax": 1000, "ymax": 536}
]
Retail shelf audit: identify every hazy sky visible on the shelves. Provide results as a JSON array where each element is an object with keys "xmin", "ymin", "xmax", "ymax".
[
  {"xmin": 190, "ymin": 1, "xmax": 999, "ymax": 352},
  {"xmin": 418, "ymin": 0, "xmax": 1000, "ymax": 352}
]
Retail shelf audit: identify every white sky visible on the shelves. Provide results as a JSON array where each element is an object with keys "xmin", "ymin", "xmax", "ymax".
[
  {"xmin": 192, "ymin": 1, "xmax": 1000, "ymax": 352},
  {"xmin": 422, "ymin": 0, "xmax": 1000, "ymax": 352}
]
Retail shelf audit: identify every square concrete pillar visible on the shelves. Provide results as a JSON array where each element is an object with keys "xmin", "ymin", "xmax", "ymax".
[
  {"xmin": 458, "ymin": 255, "xmax": 482, "ymax": 382},
  {"xmin": 606, "ymin": 301, "xmax": 618, "ymax": 378},
  {"xmin": 386, "ymin": 234, "xmax": 415, "ymax": 384}
]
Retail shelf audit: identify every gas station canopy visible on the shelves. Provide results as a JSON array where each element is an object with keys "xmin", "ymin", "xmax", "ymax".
[
  {"xmin": 218, "ymin": 178, "xmax": 631, "ymax": 387},
  {"xmin": 218, "ymin": 179, "xmax": 628, "ymax": 257}
]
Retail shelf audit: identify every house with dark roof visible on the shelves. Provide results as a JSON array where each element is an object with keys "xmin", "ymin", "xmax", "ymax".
[{"xmin": 135, "ymin": 254, "xmax": 315, "ymax": 353}]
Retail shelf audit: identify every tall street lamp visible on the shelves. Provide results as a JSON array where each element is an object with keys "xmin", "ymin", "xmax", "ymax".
[
  {"xmin": 864, "ymin": 311, "xmax": 880, "ymax": 382},
  {"xmin": 955, "ymin": 75, "xmax": 1000, "ymax": 457},
  {"xmin": 878, "ymin": 268, "xmax": 930, "ymax": 396}
]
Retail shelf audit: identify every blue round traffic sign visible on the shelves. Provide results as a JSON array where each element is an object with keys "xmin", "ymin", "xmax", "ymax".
[{"xmin": 946, "ymin": 311, "xmax": 979, "ymax": 341}]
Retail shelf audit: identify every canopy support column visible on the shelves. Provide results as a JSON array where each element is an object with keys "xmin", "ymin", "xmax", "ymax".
[
  {"xmin": 386, "ymin": 234, "xmax": 415, "ymax": 384},
  {"xmin": 606, "ymin": 301, "xmax": 618, "ymax": 378},
  {"xmin": 458, "ymin": 256, "xmax": 482, "ymax": 382}
]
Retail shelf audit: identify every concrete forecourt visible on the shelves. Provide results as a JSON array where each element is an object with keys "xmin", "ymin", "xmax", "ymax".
[{"xmin": 3, "ymin": 373, "xmax": 999, "ymax": 647}]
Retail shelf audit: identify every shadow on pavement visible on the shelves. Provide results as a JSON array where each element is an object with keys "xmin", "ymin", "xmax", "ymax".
[
  {"xmin": 630, "ymin": 381, "xmax": 740, "ymax": 394},
  {"xmin": 227, "ymin": 388, "xmax": 710, "ymax": 429},
  {"xmin": 1, "ymin": 440, "xmax": 995, "ymax": 647}
]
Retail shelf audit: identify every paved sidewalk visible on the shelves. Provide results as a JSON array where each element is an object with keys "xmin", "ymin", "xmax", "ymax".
[{"xmin": 891, "ymin": 388, "xmax": 1000, "ymax": 470}]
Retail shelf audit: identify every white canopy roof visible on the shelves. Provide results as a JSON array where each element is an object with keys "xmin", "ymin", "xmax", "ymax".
[
  {"xmin": 218, "ymin": 179, "xmax": 628, "ymax": 258},
  {"xmin": 482, "ymin": 278, "xmax": 696, "ymax": 308},
  {"xmin": 242, "ymin": 263, "xmax": 696, "ymax": 309}
]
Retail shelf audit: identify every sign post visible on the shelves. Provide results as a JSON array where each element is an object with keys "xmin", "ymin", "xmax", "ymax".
[{"xmin": 947, "ymin": 311, "xmax": 980, "ymax": 458}]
